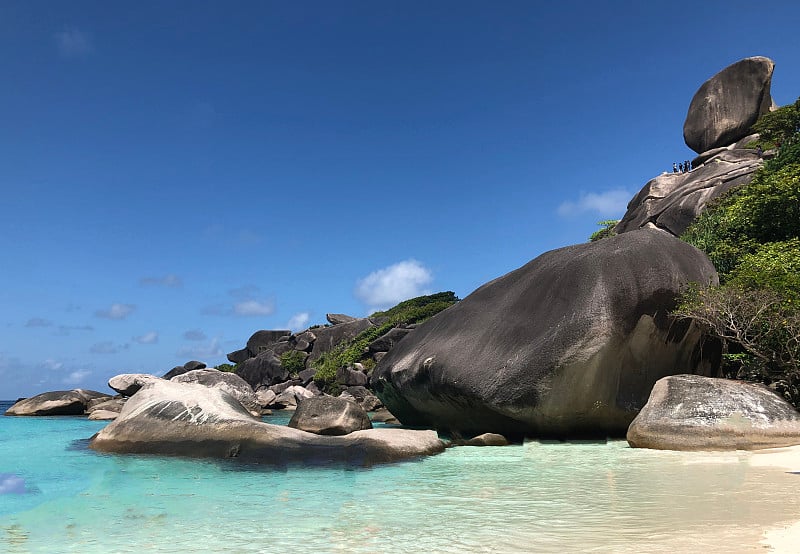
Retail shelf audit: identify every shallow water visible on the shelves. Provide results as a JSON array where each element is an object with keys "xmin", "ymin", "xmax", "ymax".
[{"xmin": 1, "ymin": 400, "xmax": 798, "ymax": 553}]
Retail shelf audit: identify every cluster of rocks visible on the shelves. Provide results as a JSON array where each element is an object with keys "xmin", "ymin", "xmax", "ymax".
[
  {"xmin": 226, "ymin": 313, "xmax": 415, "ymax": 415},
  {"xmin": 4, "ymin": 388, "xmax": 122, "ymax": 420},
  {"xmin": 616, "ymin": 57, "xmax": 775, "ymax": 237}
]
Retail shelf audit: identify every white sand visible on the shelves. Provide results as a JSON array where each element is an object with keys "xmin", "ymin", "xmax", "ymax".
[{"xmin": 749, "ymin": 445, "xmax": 800, "ymax": 552}]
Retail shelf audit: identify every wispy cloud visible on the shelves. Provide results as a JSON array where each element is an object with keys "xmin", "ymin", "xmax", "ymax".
[
  {"xmin": 203, "ymin": 285, "xmax": 275, "ymax": 317},
  {"xmin": 95, "ymin": 303, "xmax": 136, "ymax": 320},
  {"xmin": 286, "ymin": 312, "xmax": 310, "ymax": 332},
  {"xmin": 557, "ymin": 189, "xmax": 632, "ymax": 218},
  {"xmin": 54, "ymin": 28, "xmax": 93, "ymax": 58},
  {"xmin": 63, "ymin": 369, "xmax": 91, "ymax": 385},
  {"xmin": 355, "ymin": 259, "xmax": 433, "ymax": 311},
  {"xmin": 24, "ymin": 317, "xmax": 52, "ymax": 328},
  {"xmin": 133, "ymin": 331, "xmax": 159, "ymax": 344},
  {"xmin": 177, "ymin": 338, "xmax": 222, "ymax": 359},
  {"xmin": 55, "ymin": 324, "xmax": 94, "ymax": 336},
  {"xmin": 183, "ymin": 329, "xmax": 207, "ymax": 341},
  {"xmin": 139, "ymin": 274, "xmax": 183, "ymax": 288},
  {"xmin": 233, "ymin": 299, "xmax": 275, "ymax": 316},
  {"xmin": 42, "ymin": 358, "xmax": 63, "ymax": 371},
  {"xmin": 90, "ymin": 341, "xmax": 129, "ymax": 354}
]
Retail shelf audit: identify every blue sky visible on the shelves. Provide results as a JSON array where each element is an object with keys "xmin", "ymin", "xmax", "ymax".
[{"xmin": 2, "ymin": 1, "xmax": 800, "ymax": 399}]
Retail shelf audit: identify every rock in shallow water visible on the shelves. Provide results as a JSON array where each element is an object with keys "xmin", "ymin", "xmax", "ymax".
[
  {"xmin": 288, "ymin": 396, "xmax": 372, "ymax": 436},
  {"xmin": 89, "ymin": 380, "xmax": 444, "ymax": 465},
  {"xmin": 627, "ymin": 375, "xmax": 800, "ymax": 451},
  {"xmin": 4, "ymin": 390, "xmax": 88, "ymax": 416}
]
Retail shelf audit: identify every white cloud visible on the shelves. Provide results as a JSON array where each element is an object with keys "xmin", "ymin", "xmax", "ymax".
[
  {"xmin": 557, "ymin": 189, "xmax": 632, "ymax": 218},
  {"xmin": 183, "ymin": 329, "xmax": 207, "ymax": 341},
  {"xmin": 54, "ymin": 28, "xmax": 93, "ymax": 58},
  {"xmin": 355, "ymin": 259, "xmax": 433, "ymax": 311},
  {"xmin": 233, "ymin": 299, "xmax": 275, "ymax": 317},
  {"xmin": 139, "ymin": 274, "xmax": 183, "ymax": 287},
  {"xmin": 95, "ymin": 303, "xmax": 136, "ymax": 320},
  {"xmin": 286, "ymin": 312, "xmax": 310, "ymax": 332},
  {"xmin": 63, "ymin": 369, "xmax": 91, "ymax": 385},
  {"xmin": 177, "ymin": 338, "xmax": 222, "ymax": 359},
  {"xmin": 133, "ymin": 331, "xmax": 159, "ymax": 344}
]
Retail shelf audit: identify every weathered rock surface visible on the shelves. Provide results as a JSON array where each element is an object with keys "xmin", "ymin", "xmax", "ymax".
[
  {"xmin": 627, "ymin": 375, "xmax": 800, "ymax": 451},
  {"xmin": 327, "ymin": 313, "xmax": 357, "ymax": 325},
  {"xmin": 463, "ymin": 433, "xmax": 510, "ymax": 447},
  {"xmin": 615, "ymin": 148, "xmax": 762, "ymax": 237},
  {"xmin": 336, "ymin": 366, "xmax": 368, "ymax": 387},
  {"xmin": 368, "ymin": 327, "xmax": 413, "ymax": 353},
  {"xmin": 163, "ymin": 360, "xmax": 207, "ymax": 380},
  {"xmin": 108, "ymin": 373, "xmax": 161, "ymax": 396},
  {"xmin": 288, "ymin": 396, "xmax": 373, "ymax": 436},
  {"xmin": 89, "ymin": 380, "xmax": 444, "ymax": 465},
  {"xmin": 273, "ymin": 385, "xmax": 314, "ymax": 408},
  {"xmin": 683, "ymin": 56, "xmax": 774, "ymax": 154},
  {"xmin": 372, "ymin": 229, "xmax": 720, "ymax": 438},
  {"xmin": 88, "ymin": 409, "xmax": 120, "ymax": 421},
  {"xmin": 309, "ymin": 318, "xmax": 375, "ymax": 361},
  {"xmin": 171, "ymin": 368, "xmax": 261, "ymax": 416},
  {"xmin": 235, "ymin": 350, "xmax": 289, "ymax": 390},
  {"xmin": 340, "ymin": 386, "xmax": 383, "ymax": 412},
  {"xmin": 4, "ymin": 390, "xmax": 88, "ymax": 416},
  {"xmin": 87, "ymin": 397, "xmax": 126, "ymax": 414},
  {"xmin": 227, "ymin": 330, "xmax": 290, "ymax": 363}
]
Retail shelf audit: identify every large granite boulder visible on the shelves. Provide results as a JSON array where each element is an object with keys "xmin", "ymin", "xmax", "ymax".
[
  {"xmin": 227, "ymin": 329, "xmax": 290, "ymax": 364},
  {"xmin": 171, "ymin": 368, "xmax": 261, "ymax": 416},
  {"xmin": 163, "ymin": 360, "xmax": 206, "ymax": 380},
  {"xmin": 235, "ymin": 350, "xmax": 290, "ymax": 390},
  {"xmin": 4, "ymin": 390, "xmax": 88, "ymax": 416},
  {"xmin": 288, "ymin": 396, "xmax": 373, "ymax": 436},
  {"xmin": 683, "ymin": 56, "xmax": 774, "ymax": 154},
  {"xmin": 89, "ymin": 380, "xmax": 444, "ymax": 465},
  {"xmin": 615, "ymin": 147, "xmax": 763, "ymax": 236},
  {"xmin": 627, "ymin": 375, "xmax": 800, "ymax": 451},
  {"xmin": 108, "ymin": 373, "xmax": 161, "ymax": 396},
  {"xmin": 372, "ymin": 229, "xmax": 720, "ymax": 438}
]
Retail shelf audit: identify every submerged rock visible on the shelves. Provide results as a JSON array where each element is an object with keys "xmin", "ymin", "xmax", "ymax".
[
  {"xmin": 288, "ymin": 396, "xmax": 373, "ymax": 436},
  {"xmin": 89, "ymin": 380, "xmax": 444, "ymax": 465},
  {"xmin": 627, "ymin": 375, "xmax": 800, "ymax": 451},
  {"xmin": 372, "ymin": 229, "xmax": 720, "ymax": 438},
  {"xmin": 4, "ymin": 390, "xmax": 88, "ymax": 416},
  {"xmin": 683, "ymin": 56, "xmax": 774, "ymax": 154}
]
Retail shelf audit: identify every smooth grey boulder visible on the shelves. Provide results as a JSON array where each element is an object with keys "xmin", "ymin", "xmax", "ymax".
[
  {"xmin": 372, "ymin": 229, "xmax": 720, "ymax": 438},
  {"xmin": 627, "ymin": 375, "xmax": 800, "ymax": 451},
  {"xmin": 4, "ymin": 390, "xmax": 88, "ymax": 416},
  {"xmin": 463, "ymin": 433, "xmax": 510, "ymax": 447},
  {"xmin": 73, "ymin": 389, "xmax": 110, "ymax": 404},
  {"xmin": 336, "ymin": 366, "xmax": 368, "ymax": 387},
  {"xmin": 246, "ymin": 330, "xmax": 290, "ymax": 357},
  {"xmin": 273, "ymin": 385, "xmax": 314, "ymax": 408},
  {"xmin": 87, "ymin": 397, "xmax": 126, "ymax": 414},
  {"xmin": 327, "ymin": 313, "xmax": 357, "ymax": 325},
  {"xmin": 288, "ymin": 396, "xmax": 373, "ymax": 436},
  {"xmin": 108, "ymin": 373, "xmax": 161, "ymax": 397},
  {"xmin": 88, "ymin": 409, "xmax": 120, "ymax": 421},
  {"xmin": 171, "ymin": 368, "xmax": 261, "ymax": 416},
  {"xmin": 615, "ymin": 148, "xmax": 762, "ymax": 237},
  {"xmin": 235, "ymin": 350, "xmax": 289, "ymax": 390},
  {"xmin": 89, "ymin": 380, "xmax": 444, "ymax": 465},
  {"xmin": 340, "ymin": 386, "xmax": 383, "ymax": 412},
  {"xmin": 162, "ymin": 360, "xmax": 207, "ymax": 380},
  {"xmin": 255, "ymin": 388, "xmax": 277, "ymax": 408},
  {"xmin": 683, "ymin": 56, "xmax": 774, "ymax": 154},
  {"xmin": 368, "ymin": 327, "xmax": 413, "ymax": 353}
]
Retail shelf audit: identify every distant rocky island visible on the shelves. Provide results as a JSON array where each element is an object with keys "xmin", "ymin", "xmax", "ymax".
[{"xmin": 7, "ymin": 56, "xmax": 800, "ymax": 462}]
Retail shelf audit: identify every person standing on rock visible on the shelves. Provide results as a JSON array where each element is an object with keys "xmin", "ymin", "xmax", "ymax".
[
  {"xmin": 678, "ymin": 162, "xmax": 684, "ymax": 173},
  {"xmin": 673, "ymin": 162, "xmax": 678, "ymax": 173}
]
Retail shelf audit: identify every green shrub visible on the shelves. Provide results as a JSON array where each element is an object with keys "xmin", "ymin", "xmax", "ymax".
[
  {"xmin": 216, "ymin": 363, "xmax": 236, "ymax": 373},
  {"xmin": 279, "ymin": 350, "xmax": 307, "ymax": 375},
  {"xmin": 589, "ymin": 220, "xmax": 619, "ymax": 242}
]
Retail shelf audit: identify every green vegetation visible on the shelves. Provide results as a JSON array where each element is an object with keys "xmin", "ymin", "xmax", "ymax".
[
  {"xmin": 677, "ymin": 99, "xmax": 800, "ymax": 406},
  {"xmin": 216, "ymin": 363, "xmax": 236, "ymax": 373},
  {"xmin": 311, "ymin": 291, "xmax": 459, "ymax": 390},
  {"xmin": 589, "ymin": 220, "xmax": 619, "ymax": 242},
  {"xmin": 279, "ymin": 350, "xmax": 307, "ymax": 375}
]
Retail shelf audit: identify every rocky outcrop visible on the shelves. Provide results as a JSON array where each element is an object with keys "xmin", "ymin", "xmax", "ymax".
[
  {"xmin": 372, "ymin": 229, "xmax": 720, "ymax": 438},
  {"xmin": 227, "ymin": 330, "xmax": 290, "ymax": 364},
  {"xmin": 683, "ymin": 56, "xmax": 774, "ymax": 154},
  {"xmin": 5, "ymin": 390, "xmax": 89, "ymax": 416},
  {"xmin": 89, "ymin": 380, "xmax": 445, "ymax": 465},
  {"xmin": 288, "ymin": 396, "xmax": 373, "ymax": 436},
  {"xmin": 327, "ymin": 313, "xmax": 358, "ymax": 325},
  {"xmin": 163, "ymin": 360, "xmax": 207, "ymax": 380},
  {"xmin": 627, "ymin": 375, "xmax": 800, "ymax": 451},
  {"xmin": 616, "ymin": 147, "xmax": 763, "ymax": 236},
  {"xmin": 340, "ymin": 386, "xmax": 383, "ymax": 412},
  {"xmin": 108, "ymin": 373, "xmax": 161, "ymax": 396},
  {"xmin": 308, "ymin": 319, "xmax": 375, "ymax": 361},
  {"xmin": 235, "ymin": 350, "xmax": 289, "ymax": 390},
  {"xmin": 171, "ymin": 368, "xmax": 261, "ymax": 416}
]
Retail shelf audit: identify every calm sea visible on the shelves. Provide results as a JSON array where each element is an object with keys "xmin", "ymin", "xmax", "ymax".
[{"xmin": 2, "ymin": 399, "xmax": 799, "ymax": 553}]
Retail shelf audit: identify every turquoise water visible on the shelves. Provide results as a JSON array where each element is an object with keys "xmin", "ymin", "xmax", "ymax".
[{"xmin": 2, "ymin": 400, "xmax": 800, "ymax": 553}]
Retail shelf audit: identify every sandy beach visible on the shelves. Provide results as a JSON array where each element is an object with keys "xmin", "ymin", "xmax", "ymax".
[{"xmin": 751, "ymin": 445, "xmax": 800, "ymax": 552}]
